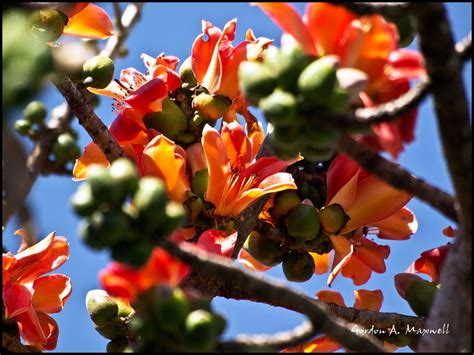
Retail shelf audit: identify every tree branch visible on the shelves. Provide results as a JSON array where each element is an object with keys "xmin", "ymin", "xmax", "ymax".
[
  {"xmin": 54, "ymin": 77, "xmax": 125, "ymax": 162},
  {"xmin": 160, "ymin": 239, "xmax": 386, "ymax": 352},
  {"xmin": 338, "ymin": 3, "xmax": 410, "ymax": 17},
  {"xmin": 410, "ymin": 3, "xmax": 471, "ymax": 352}
]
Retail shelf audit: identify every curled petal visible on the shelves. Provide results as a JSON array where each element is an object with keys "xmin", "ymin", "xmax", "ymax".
[
  {"xmin": 196, "ymin": 229, "xmax": 238, "ymax": 258},
  {"xmin": 353, "ymin": 289, "xmax": 383, "ymax": 311},
  {"xmin": 388, "ymin": 49, "xmax": 426, "ymax": 81},
  {"xmin": 354, "ymin": 239, "xmax": 390, "ymax": 274},
  {"xmin": 125, "ymin": 78, "xmax": 168, "ymax": 111},
  {"xmin": 375, "ymin": 207, "xmax": 418, "ymax": 240},
  {"xmin": 16, "ymin": 310, "xmax": 59, "ymax": 351},
  {"xmin": 238, "ymin": 249, "xmax": 271, "ymax": 272},
  {"xmin": 316, "ymin": 290, "xmax": 346, "ymax": 307},
  {"xmin": 63, "ymin": 3, "xmax": 113, "ymax": 39},
  {"xmin": 406, "ymin": 244, "xmax": 450, "ymax": 283},
  {"xmin": 311, "ymin": 251, "xmax": 332, "ymax": 275},
  {"xmin": 3, "ymin": 282, "xmax": 32, "ymax": 319},
  {"xmin": 32, "ymin": 275, "xmax": 72, "ymax": 314},
  {"xmin": 186, "ymin": 143, "xmax": 208, "ymax": 176},
  {"xmin": 142, "ymin": 134, "xmax": 191, "ymax": 203},
  {"xmin": 73, "ymin": 142, "xmax": 109, "ymax": 181},
  {"xmin": 326, "ymin": 154, "xmax": 361, "ymax": 205},
  {"xmin": 192, "ymin": 20, "xmax": 224, "ymax": 84},
  {"xmin": 109, "ymin": 110, "xmax": 148, "ymax": 146},
  {"xmin": 255, "ymin": 3, "xmax": 317, "ymax": 55}
]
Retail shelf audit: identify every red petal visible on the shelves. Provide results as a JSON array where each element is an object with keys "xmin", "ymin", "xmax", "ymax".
[
  {"xmin": 197, "ymin": 229, "xmax": 238, "ymax": 258},
  {"xmin": 32, "ymin": 274, "xmax": 72, "ymax": 314},
  {"xmin": 3, "ymin": 281, "xmax": 32, "ymax": 319}
]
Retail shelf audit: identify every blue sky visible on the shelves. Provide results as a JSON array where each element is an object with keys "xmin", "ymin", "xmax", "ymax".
[{"xmin": 4, "ymin": 3, "xmax": 471, "ymax": 352}]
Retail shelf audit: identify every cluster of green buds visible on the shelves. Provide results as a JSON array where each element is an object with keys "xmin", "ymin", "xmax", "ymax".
[
  {"xmin": 129, "ymin": 285, "xmax": 226, "ymax": 352},
  {"xmin": 29, "ymin": 8, "xmax": 68, "ymax": 43},
  {"xmin": 14, "ymin": 101, "xmax": 47, "ymax": 139},
  {"xmin": 239, "ymin": 45, "xmax": 369, "ymax": 162},
  {"xmin": 244, "ymin": 188, "xmax": 349, "ymax": 283},
  {"xmin": 71, "ymin": 158, "xmax": 185, "ymax": 267},
  {"xmin": 86, "ymin": 290, "xmax": 134, "ymax": 352}
]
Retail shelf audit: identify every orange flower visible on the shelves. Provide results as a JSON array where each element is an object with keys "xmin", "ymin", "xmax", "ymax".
[
  {"xmin": 191, "ymin": 19, "xmax": 273, "ymax": 100},
  {"xmin": 99, "ymin": 245, "xmax": 189, "ymax": 302},
  {"xmin": 57, "ymin": 3, "xmax": 113, "ymax": 39},
  {"xmin": 405, "ymin": 244, "xmax": 451, "ymax": 284},
  {"xmin": 255, "ymin": 3, "xmax": 426, "ymax": 158},
  {"xmin": 202, "ymin": 121, "xmax": 300, "ymax": 216},
  {"xmin": 322, "ymin": 154, "xmax": 417, "ymax": 286},
  {"xmin": 283, "ymin": 289, "xmax": 383, "ymax": 352},
  {"xmin": 2, "ymin": 232, "xmax": 71, "ymax": 350}
]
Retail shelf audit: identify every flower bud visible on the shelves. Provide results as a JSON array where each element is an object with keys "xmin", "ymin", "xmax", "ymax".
[
  {"xmin": 385, "ymin": 15, "xmax": 415, "ymax": 47},
  {"xmin": 160, "ymin": 201, "xmax": 186, "ymax": 235},
  {"xmin": 271, "ymin": 190, "xmax": 301, "ymax": 220},
  {"xmin": 243, "ymin": 231, "xmax": 285, "ymax": 267},
  {"xmin": 300, "ymin": 145, "xmax": 335, "ymax": 163},
  {"xmin": 106, "ymin": 337, "xmax": 129, "ymax": 353},
  {"xmin": 88, "ymin": 210, "xmax": 131, "ymax": 246},
  {"xmin": 14, "ymin": 119, "xmax": 32, "ymax": 136},
  {"xmin": 191, "ymin": 169, "xmax": 209, "ymax": 199},
  {"xmin": 402, "ymin": 276, "xmax": 438, "ymax": 317},
  {"xmin": 111, "ymin": 240, "xmax": 153, "ymax": 267},
  {"xmin": 259, "ymin": 89, "xmax": 298, "ymax": 125},
  {"xmin": 185, "ymin": 192, "xmax": 204, "ymax": 221},
  {"xmin": 298, "ymin": 55, "xmax": 339, "ymax": 107},
  {"xmin": 176, "ymin": 132, "xmax": 195, "ymax": 144},
  {"xmin": 185, "ymin": 310, "xmax": 217, "ymax": 352},
  {"xmin": 238, "ymin": 61, "xmax": 277, "ymax": 106},
  {"xmin": 52, "ymin": 132, "xmax": 81, "ymax": 164},
  {"xmin": 82, "ymin": 55, "xmax": 115, "ymax": 89},
  {"xmin": 86, "ymin": 290, "xmax": 119, "ymax": 326},
  {"xmin": 305, "ymin": 126, "xmax": 338, "ymax": 150},
  {"xmin": 282, "ymin": 252, "xmax": 315, "ymax": 282},
  {"xmin": 154, "ymin": 285, "xmax": 191, "ymax": 333},
  {"xmin": 29, "ymin": 9, "xmax": 67, "ymax": 43},
  {"xmin": 133, "ymin": 177, "xmax": 167, "ymax": 219},
  {"xmin": 298, "ymin": 183, "xmax": 321, "ymax": 208},
  {"xmin": 264, "ymin": 45, "xmax": 308, "ymax": 91},
  {"xmin": 71, "ymin": 183, "xmax": 97, "ymax": 217},
  {"xmin": 95, "ymin": 324, "xmax": 125, "ymax": 340},
  {"xmin": 23, "ymin": 101, "xmax": 47, "ymax": 123},
  {"xmin": 192, "ymin": 93, "xmax": 230, "ymax": 120},
  {"xmin": 88, "ymin": 165, "xmax": 123, "ymax": 204},
  {"xmin": 336, "ymin": 68, "xmax": 369, "ymax": 97},
  {"xmin": 109, "ymin": 158, "xmax": 139, "ymax": 197},
  {"xmin": 143, "ymin": 99, "xmax": 187, "ymax": 140},
  {"xmin": 318, "ymin": 204, "xmax": 350, "ymax": 235},
  {"xmin": 286, "ymin": 204, "xmax": 320, "ymax": 241},
  {"xmin": 179, "ymin": 56, "xmax": 197, "ymax": 88},
  {"xmin": 189, "ymin": 111, "xmax": 205, "ymax": 129}
]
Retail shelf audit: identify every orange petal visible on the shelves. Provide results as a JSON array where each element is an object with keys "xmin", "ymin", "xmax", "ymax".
[
  {"xmin": 63, "ymin": 3, "xmax": 113, "ymax": 39},
  {"xmin": 326, "ymin": 154, "xmax": 361, "ymax": 205},
  {"xmin": 340, "ymin": 253, "xmax": 373, "ymax": 286},
  {"xmin": 73, "ymin": 142, "xmax": 109, "ymax": 181},
  {"xmin": 16, "ymin": 309, "xmax": 47, "ymax": 348},
  {"xmin": 310, "ymin": 251, "xmax": 332, "ymax": 275},
  {"xmin": 303, "ymin": 335, "xmax": 342, "ymax": 352},
  {"xmin": 141, "ymin": 134, "xmax": 190, "ymax": 203},
  {"xmin": 3, "ymin": 282, "xmax": 32, "ymax": 319},
  {"xmin": 186, "ymin": 143, "xmax": 208, "ymax": 175},
  {"xmin": 238, "ymin": 249, "xmax": 271, "ymax": 272},
  {"xmin": 354, "ymin": 239, "xmax": 390, "ymax": 274},
  {"xmin": 221, "ymin": 121, "xmax": 253, "ymax": 169},
  {"xmin": 13, "ymin": 233, "xmax": 70, "ymax": 284},
  {"xmin": 32, "ymin": 275, "xmax": 72, "ymax": 314},
  {"xmin": 192, "ymin": 20, "xmax": 224, "ymax": 84},
  {"xmin": 254, "ymin": 3, "xmax": 317, "ymax": 55},
  {"xmin": 202, "ymin": 125, "xmax": 230, "ymax": 207},
  {"xmin": 304, "ymin": 3, "xmax": 356, "ymax": 55},
  {"xmin": 88, "ymin": 80, "xmax": 128, "ymax": 101},
  {"xmin": 353, "ymin": 289, "xmax": 383, "ymax": 311},
  {"xmin": 316, "ymin": 290, "xmax": 346, "ymax": 307},
  {"xmin": 375, "ymin": 207, "xmax": 418, "ymax": 240},
  {"xmin": 343, "ymin": 174, "xmax": 412, "ymax": 232},
  {"xmin": 328, "ymin": 235, "xmax": 353, "ymax": 286}
]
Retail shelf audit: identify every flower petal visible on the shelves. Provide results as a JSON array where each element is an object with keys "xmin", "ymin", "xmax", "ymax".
[
  {"xmin": 15, "ymin": 309, "xmax": 48, "ymax": 348},
  {"xmin": 375, "ymin": 207, "xmax": 417, "ymax": 240},
  {"xmin": 353, "ymin": 289, "xmax": 383, "ymax": 311},
  {"xmin": 238, "ymin": 249, "xmax": 272, "ymax": 272},
  {"xmin": 255, "ymin": 3, "xmax": 317, "ymax": 55},
  {"xmin": 196, "ymin": 229, "xmax": 238, "ymax": 258},
  {"xmin": 388, "ymin": 49, "xmax": 426, "ymax": 81},
  {"xmin": 73, "ymin": 142, "xmax": 109, "ymax": 181},
  {"xmin": 125, "ymin": 77, "xmax": 168, "ymax": 111},
  {"xmin": 63, "ymin": 3, "xmax": 113, "ymax": 39},
  {"xmin": 3, "ymin": 282, "xmax": 32, "ymax": 319},
  {"xmin": 354, "ymin": 238, "xmax": 390, "ymax": 274},
  {"xmin": 310, "ymin": 251, "xmax": 332, "ymax": 275},
  {"xmin": 192, "ymin": 20, "xmax": 224, "ymax": 84},
  {"xmin": 109, "ymin": 110, "xmax": 148, "ymax": 146},
  {"xmin": 326, "ymin": 154, "xmax": 361, "ymax": 205},
  {"xmin": 406, "ymin": 244, "xmax": 450, "ymax": 283},
  {"xmin": 221, "ymin": 121, "xmax": 253, "ymax": 169},
  {"xmin": 316, "ymin": 290, "xmax": 346, "ymax": 307},
  {"xmin": 141, "ymin": 134, "xmax": 190, "ymax": 203},
  {"xmin": 32, "ymin": 274, "xmax": 72, "ymax": 314},
  {"xmin": 302, "ymin": 336, "xmax": 342, "ymax": 353}
]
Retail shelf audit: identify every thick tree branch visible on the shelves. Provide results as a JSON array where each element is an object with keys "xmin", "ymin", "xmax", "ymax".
[
  {"xmin": 337, "ymin": 134, "xmax": 458, "ymax": 222},
  {"xmin": 54, "ymin": 77, "xmax": 125, "ymax": 162},
  {"xmin": 339, "ymin": 3, "xmax": 410, "ymax": 17},
  {"xmin": 411, "ymin": 3, "xmax": 471, "ymax": 352},
  {"xmin": 160, "ymin": 239, "xmax": 386, "ymax": 352}
]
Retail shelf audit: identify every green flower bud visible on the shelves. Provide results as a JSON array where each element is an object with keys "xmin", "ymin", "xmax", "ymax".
[
  {"xmin": 52, "ymin": 132, "xmax": 81, "ymax": 164},
  {"xmin": 176, "ymin": 132, "xmax": 196, "ymax": 144},
  {"xmin": 238, "ymin": 61, "xmax": 277, "ymax": 106},
  {"xmin": 189, "ymin": 111, "xmax": 205, "ymax": 129},
  {"xmin": 298, "ymin": 183, "xmax": 321, "ymax": 208},
  {"xmin": 143, "ymin": 99, "xmax": 187, "ymax": 140},
  {"xmin": 318, "ymin": 204, "xmax": 350, "ymax": 235},
  {"xmin": 179, "ymin": 56, "xmax": 197, "ymax": 88},
  {"xmin": 192, "ymin": 93, "xmax": 230, "ymax": 120},
  {"xmin": 82, "ymin": 56, "xmax": 115, "ymax": 89},
  {"xmin": 213, "ymin": 313, "xmax": 227, "ymax": 336},
  {"xmin": 86, "ymin": 290, "xmax": 119, "ymax": 326},
  {"xmin": 243, "ymin": 231, "xmax": 285, "ymax": 267},
  {"xmin": 405, "ymin": 278, "xmax": 438, "ymax": 317},
  {"xmin": 14, "ymin": 119, "xmax": 32, "ymax": 136},
  {"xmin": 271, "ymin": 190, "xmax": 301, "ymax": 220},
  {"xmin": 385, "ymin": 15, "xmax": 415, "ymax": 48},
  {"xmin": 154, "ymin": 285, "xmax": 190, "ymax": 333},
  {"xmin": 185, "ymin": 310, "xmax": 217, "ymax": 352},
  {"xmin": 305, "ymin": 126, "xmax": 338, "ymax": 150},
  {"xmin": 191, "ymin": 169, "xmax": 209, "ymax": 199},
  {"xmin": 185, "ymin": 193, "xmax": 203, "ymax": 221},
  {"xmin": 71, "ymin": 183, "xmax": 96, "ymax": 217},
  {"xmin": 300, "ymin": 145, "xmax": 335, "ymax": 163},
  {"xmin": 160, "ymin": 201, "xmax": 186, "ymax": 235},
  {"xmin": 109, "ymin": 158, "xmax": 139, "ymax": 197},
  {"xmin": 29, "ymin": 9, "xmax": 67, "ymax": 43},
  {"xmin": 95, "ymin": 324, "xmax": 125, "ymax": 340},
  {"xmin": 264, "ymin": 45, "xmax": 309, "ymax": 91},
  {"xmin": 111, "ymin": 240, "xmax": 153, "ymax": 268},
  {"xmin": 259, "ymin": 89, "xmax": 298, "ymax": 125},
  {"xmin": 133, "ymin": 177, "xmax": 167, "ymax": 219},
  {"xmin": 23, "ymin": 101, "xmax": 47, "ymax": 123},
  {"xmin": 107, "ymin": 337, "xmax": 129, "ymax": 353},
  {"xmin": 298, "ymin": 55, "xmax": 339, "ymax": 107},
  {"xmin": 282, "ymin": 252, "xmax": 315, "ymax": 282},
  {"xmin": 286, "ymin": 204, "xmax": 320, "ymax": 241},
  {"xmin": 128, "ymin": 316, "xmax": 155, "ymax": 341},
  {"xmin": 90, "ymin": 210, "xmax": 132, "ymax": 246},
  {"xmin": 88, "ymin": 165, "xmax": 123, "ymax": 205}
]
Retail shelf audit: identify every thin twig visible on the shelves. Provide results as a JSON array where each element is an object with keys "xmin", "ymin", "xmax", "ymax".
[
  {"xmin": 337, "ymin": 133, "xmax": 458, "ymax": 222},
  {"xmin": 160, "ymin": 239, "xmax": 386, "ymax": 353},
  {"xmin": 112, "ymin": 3, "xmax": 124, "ymax": 33},
  {"xmin": 54, "ymin": 77, "xmax": 125, "ymax": 162}
]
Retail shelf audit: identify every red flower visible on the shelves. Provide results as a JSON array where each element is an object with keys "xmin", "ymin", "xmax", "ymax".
[{"xmin": 2, "ymin": 232, "xmax": 71, "ymax": 350}]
